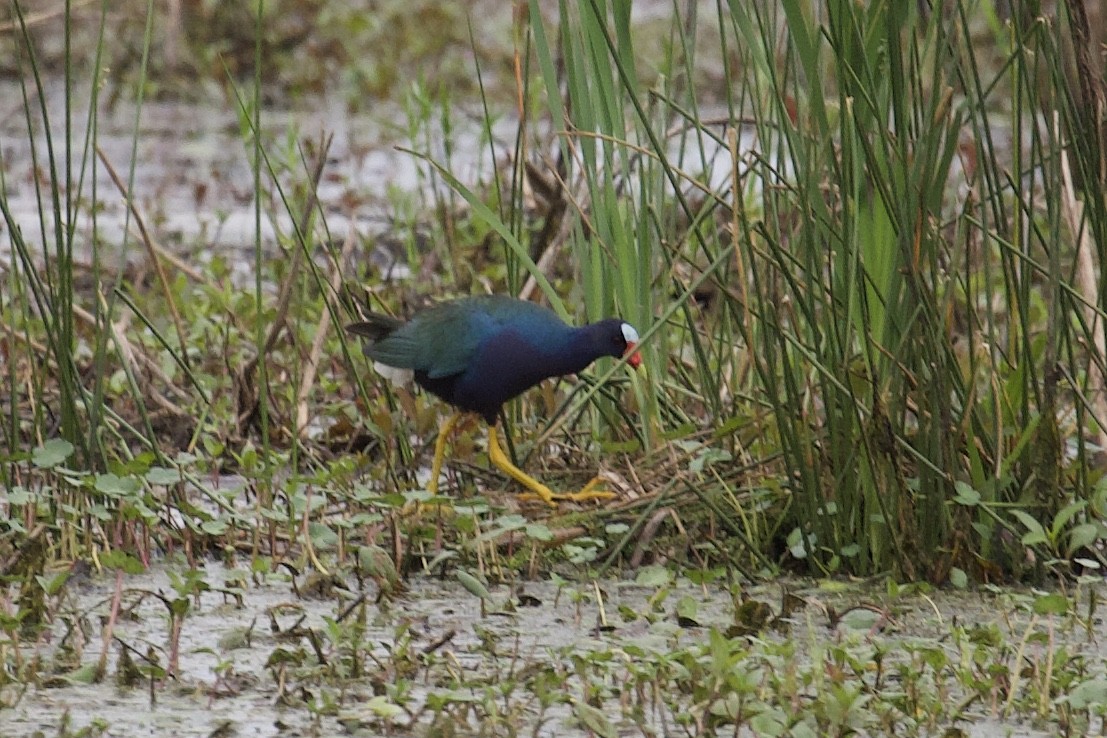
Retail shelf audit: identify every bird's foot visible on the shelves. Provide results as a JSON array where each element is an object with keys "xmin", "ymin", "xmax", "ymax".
[
  {"xmin": 487, "ymin": 425, "xmax": 616, "ymax": 508},
  {"xmin": 519, "ymin": 476, "xmax": 616, "ymax": 506}
]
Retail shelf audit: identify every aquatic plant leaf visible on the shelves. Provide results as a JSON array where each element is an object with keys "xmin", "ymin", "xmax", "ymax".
[
  {"xmin": 456, "ymin": 570, "xmax": 491, "ymax": 600},
  {"xmin": 32, "ymin": 439, "xmax": 74, "ymax": 468}
]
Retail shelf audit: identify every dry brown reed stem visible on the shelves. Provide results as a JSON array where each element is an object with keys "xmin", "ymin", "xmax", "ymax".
[
  {"xmin": 1059, "ymin": 0, "xmax": 1107, "ymax": 449},
  {"xmin": 96, "ymin": 568, "xmax": 124, "ymax": 683},
  {"xmin": 96, "ymin": 144, "xmax": 191, "ymax": 370},
  {"xmin": 629, "ymin": 507, "xmax": 678, "ymax": 568},
  {"xmin": 0, "ymin": 0, "xmax": 97, "ymax": 33},
  {"xmin": 79, "ymin": 296, "xmax": 189, "ymax": 416},
  {"xmin": 1061, "ymin": 147, "xmax": 1107, "ymax": 450},
  {"xmin": 124, "ymin": 225, "xmax": 207, "ymax": 284},
  {"xmin": 253, "ymin": 133, "xmax": 333, "ymax": 364},
  {"xmin": 295, "ymin": 223, "xmax": 358, "ymax": 438},
  {"xmin": 236, "ymin": 132, "xmax": 331, "ymax": 435},
  {"xmin": 1062, "ymin": 0, "xmax": 1106, "ymax": 187}
]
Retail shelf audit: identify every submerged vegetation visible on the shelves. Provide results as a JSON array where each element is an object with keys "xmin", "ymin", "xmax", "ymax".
[{"xmin": 3, "ymin": 0, "xmax": 1107, "ymax": 734}]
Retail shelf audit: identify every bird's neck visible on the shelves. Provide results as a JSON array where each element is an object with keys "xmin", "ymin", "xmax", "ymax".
[{"xmin": 545, "ymin": 326, "xmax": 602, "ymax": 377}]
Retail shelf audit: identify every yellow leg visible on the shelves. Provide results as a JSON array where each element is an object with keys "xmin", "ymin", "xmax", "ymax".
[
  {"xmin": 487, "ymin": 425, "xmax": 615, "ymax": 507},
  {"xmin": 428, "ymin": 412, "xmax": 461, "ymax": 495}
]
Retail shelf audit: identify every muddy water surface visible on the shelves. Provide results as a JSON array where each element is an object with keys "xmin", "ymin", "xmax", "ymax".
[{"xmin": 1, "ymin": 560, "xmax": 1089, "ymax": 737}]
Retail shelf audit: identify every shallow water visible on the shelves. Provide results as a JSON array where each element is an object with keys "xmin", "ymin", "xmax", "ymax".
[
  {"xmin": 0, "ymin": 83, "xmax": 516, "ymax": 274},
  {"xmin": 2, "ymin": 559, "xmax": 1095, "ymax": 737},
  {"xmin": 0, "ymin": 78, "xmax": 757, "ymax": 286}
]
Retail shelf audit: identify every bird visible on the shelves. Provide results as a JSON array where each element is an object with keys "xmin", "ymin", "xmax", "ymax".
[{"xmin": 346, "ymin": 295, "xmax": 642, "ymax": 506}]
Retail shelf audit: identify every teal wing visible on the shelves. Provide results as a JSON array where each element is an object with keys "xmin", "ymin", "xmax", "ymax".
[
  {"xmin": 362, "ymin": 296, "xmax": 566, "ymax": 379},
  {"xmin": 364, "ymin": 300, "xmax": 489, "ymax": 378}
]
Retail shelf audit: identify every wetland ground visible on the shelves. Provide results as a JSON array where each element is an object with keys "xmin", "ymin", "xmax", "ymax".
[
  {"xmin": 6, "ymin": 2, "xmax": 1107, "ymax": 736},
  {"xmin": 4, "ymin": 560, "xmax": 1100, "ymax": 737}
]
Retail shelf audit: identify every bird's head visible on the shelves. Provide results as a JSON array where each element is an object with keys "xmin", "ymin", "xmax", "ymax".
[
  {"xmin": 564, "ymin": 318, "xmax": 643, "ymax": 374},
  {"xmin": 588, "ymin": 319, "xmax": 641, "ymax": 368},
  {"xmin": 619, "ymin": 322, "xmax": 642, "ymax": 369}
]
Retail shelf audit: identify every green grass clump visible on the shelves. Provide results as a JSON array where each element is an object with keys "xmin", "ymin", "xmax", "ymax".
[
  {"xmin": 6, "ymin": 9, "xmax": 1107, "ymax": 736},
  {"xmin": 504, "ymin": 0, "xmax": 1107, "ymax": 582},
  {"xmin": 3, "ymin": 0, "xmax": 1107, "ymax": 598}
]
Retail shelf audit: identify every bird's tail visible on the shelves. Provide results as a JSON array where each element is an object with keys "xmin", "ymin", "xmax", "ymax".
[
  {"xmin": 345, "ymin": 314, "xmax": 415, "ymax": 387},
  {"xmin": 345, "ymin": 313, "xmax": 405, "ymax": 341}
]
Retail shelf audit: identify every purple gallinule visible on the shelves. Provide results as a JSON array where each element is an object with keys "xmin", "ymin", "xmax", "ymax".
[{"xmin": 347, "ymin": 295, "xmax": 642, "ymax": 506}]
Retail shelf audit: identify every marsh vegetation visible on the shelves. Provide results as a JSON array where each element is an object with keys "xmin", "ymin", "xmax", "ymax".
[{"xmin": 4, "ymin": 0, "xmax": 1107, "ymax": 734}]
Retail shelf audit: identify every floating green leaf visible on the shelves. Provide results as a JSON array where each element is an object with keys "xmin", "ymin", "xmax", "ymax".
[
  {"xmin": 1064, "ymin": 677, "xmax": 1107, "ymax": 710},
  {"xmin": 94, "ymin": 473, "xmax": 142, "ymax": 498},
  {"xmin": 98, "ymin": 550, "xmax": 145, "ymax": 575},
  {"xmin": 525, "ymin": 523, "xmax": 553, "ymax": 541},
  {"xmin": 456, "ymin": 570, "xmax": 491, "ymax": 600},
  {"xmin": 32, "ymin": 438, "xmax": 74, "ymax": 468},
  {"xmin": 1067, "ymin": 523, "xmax": 1100, "ymax": 555},
  {"xmin": 145, "ymin": 466, "xmax": 182, "ymax": 485},
  {"xmin": 572, "ymin": 702, "xmax": 617, "ymax": 738},
  {"xmin": 952, "ymin": 481, "xmax": 980, "ymax": 506},
  {"xmin": 1032, "ymin": 593, "xmax": 1069, "ymax": 616},
  {"xmin": 634, "ymin": 564, "xmax": 672, "ymax": 588}
]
